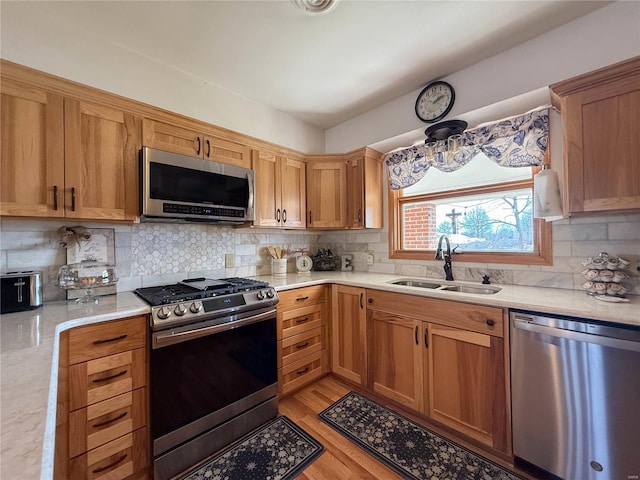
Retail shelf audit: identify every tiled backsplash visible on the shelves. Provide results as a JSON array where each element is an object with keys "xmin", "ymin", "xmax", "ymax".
[{"xmin": 1, "ymin": 213, "xmax": 638, "ymax": 301}]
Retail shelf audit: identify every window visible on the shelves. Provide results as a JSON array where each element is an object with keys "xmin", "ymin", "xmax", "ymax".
[{"xmin": 390, "ymin": 154, "xmax": 552, "ymax": 265}]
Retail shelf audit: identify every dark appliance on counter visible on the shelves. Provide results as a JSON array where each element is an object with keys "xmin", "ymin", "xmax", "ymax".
[
  {"xmin": 140, "ymin": 146, "xmax": 255, "ymax": 224},
  {"xmin": 511, "ymin": 310, "xmax": 640, "ymax": 480},
  {"xmin": 1, "ymin": 271, "xmax": 43, "ymax": 314},
  {"xmin": 135, "ymin": 277, "xmax": 279, "ymax": 480}
]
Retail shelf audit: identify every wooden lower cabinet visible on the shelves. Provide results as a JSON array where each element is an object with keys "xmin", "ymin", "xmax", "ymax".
[
  {"xmin": 365, "ymin": 289, "xmax": 510, "ymax": 454},
  {"xmin": 277, "ymin": 286, "xmax": 329, "ymax": 396},
  {"xmin": 331, "ymin": 285, "xmax": 367, "ymax": 385},
  {"xmin": 56, "ymin": 315, "xmax": 150, "ymax": 480}
]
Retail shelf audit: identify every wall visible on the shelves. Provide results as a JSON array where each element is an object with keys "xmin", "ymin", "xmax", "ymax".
[
  {"xmin": 0, "ymin": 2, "xmax": 325, "ymax": 153},
  {"xmin": 326, "ymin": 1, "xmax": 640, "ymax": 153},
  {"xmin": 0, "ymin": 218, "xmax": 320, "ymax": 301}
]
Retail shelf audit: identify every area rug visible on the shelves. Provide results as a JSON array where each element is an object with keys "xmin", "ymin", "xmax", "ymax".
[
  {"xmin": 318, "ymin": 391, "xmax": 523, "ymax": 480},
  {"xmin": 180, "ymin": 416, "xmax": 324, "ymax": 480}
]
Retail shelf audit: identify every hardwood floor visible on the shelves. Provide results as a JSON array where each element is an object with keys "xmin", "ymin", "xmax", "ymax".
[{"xmin": 280, "ymin": 374, "xmax": 538, "ymax": 480}]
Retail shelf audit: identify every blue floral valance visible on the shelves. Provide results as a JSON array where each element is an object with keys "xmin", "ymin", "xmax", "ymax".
[{"xmin": 384, "ymin": 109, "xmax": 549, "ymax": 190}]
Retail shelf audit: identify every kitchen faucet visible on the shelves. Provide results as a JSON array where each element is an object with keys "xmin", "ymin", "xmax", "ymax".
[{"xmin": 435, "ymin": 235, "xmax": 454, "ymax": 281}]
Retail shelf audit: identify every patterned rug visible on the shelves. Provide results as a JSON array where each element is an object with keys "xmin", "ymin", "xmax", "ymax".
[
  {"xmin": 180, "ymin": 416, "xmax": 324, "ymax": 480},
  {"xmin": 318, "ymin": 391, "xmax": 523, "ymax": 480}
]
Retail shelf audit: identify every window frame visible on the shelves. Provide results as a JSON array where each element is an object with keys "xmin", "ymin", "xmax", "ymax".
[{"xmin": 388, "ymin": 166, "xmax": 553, "ymax": 265}]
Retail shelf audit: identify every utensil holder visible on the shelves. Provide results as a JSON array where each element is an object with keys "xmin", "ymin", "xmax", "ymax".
[{"xmin": 272, "ymin": 258, "xmax": 287, "ymax": 276}]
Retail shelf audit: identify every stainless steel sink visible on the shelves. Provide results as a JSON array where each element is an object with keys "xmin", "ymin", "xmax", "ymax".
[
  {"xmin": 437, "ymin": 285, "xmax": 501, "ymax": 295},
  {"xmin": 388, "ymin": 279, "xmax": 501, "ymax": 295},
  {"xmin": 389, "ymin": 280, "xmax": 441, "ymax": 289}
]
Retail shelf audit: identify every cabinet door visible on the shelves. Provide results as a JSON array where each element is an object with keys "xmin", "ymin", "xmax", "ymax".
[
  {"xmin": 565, "ymin": 77, "xmax": 640, "ymax": 212},
  {"xmin": 280, "ymin": 157, "xmax": 306, "ymax": 229},
  {"xmin": 427, "ymin": 324, "xmax": 507, "ymax": 451},
  {"xmin": 1, "ymin": 80, "xmax": 65, "ymax": 217},
  {"xmin": 204, "ymin": 135, "xmax": 251, "ymax": 168},
  {"xmin": 347, "ymin": 157, "xmax": 365, "ymax": 228},
  {"xmin": 142, "ymin": 118, "xmax": 203, "ymax": 158},
  {"xmin": 368, "ymin": 310, "xmax": 423, "ymax": 411},
  {"xmin": 331, "ymin": 285, "xmax": 366, "ymax": 385},
  {"xmin": 306, "ymin": 161, "xmax": 348, "ymax": 228},
  {"xmin": 253, "ymin": 149, "xmax": 281, "ymax": 227},
  {"xmin": 65, "ymin": 99, "xmax": 139, "ymax": 220}
]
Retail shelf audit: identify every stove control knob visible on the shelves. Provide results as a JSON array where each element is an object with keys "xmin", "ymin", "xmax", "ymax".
[
  {"xmin": 174, "ymin": 304, "xmax": 187, "ymax": 316},
  {"xmin": 157, "ymin": 306, "xmax": 172, "ymax": 320},
  {"xmin": 266, "ymin": 289, "xmax": 275, "ymax": 298},
  {"xmin": 190, "ymin": 301, "xmax": 203, "ymax": 313},
  {"xmin": 257, "ymin": 290, "xmax": 265, "ymax": 300}
]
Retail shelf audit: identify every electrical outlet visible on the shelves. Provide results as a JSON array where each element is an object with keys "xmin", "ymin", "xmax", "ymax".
[
  {"xmin": 225, "ymin": 253, "xmax": 235, "ymax": 268},
  {"xmin": 367, "ymin": 253, "xmax": 374, "ymax": 266}
]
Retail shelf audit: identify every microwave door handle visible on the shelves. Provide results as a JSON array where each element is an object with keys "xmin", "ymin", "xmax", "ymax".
[{"xmin": 247, "ymin": 171, "xmax": 255, "ymax": 215}]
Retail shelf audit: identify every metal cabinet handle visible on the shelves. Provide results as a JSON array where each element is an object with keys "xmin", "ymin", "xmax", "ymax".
[
  {"xmin": 53, "ymin": 185, "xmax": 58, "ymax": 210},
  {"xmin": 93, "ymin": 334, "xmax": 127, "ymax": 345},
  {"xmin": 486, "ymin": 319, "xmax": 495, "ymax": 327},
  {"xmin": 368, "ymin": 298, "xmax": 373, "ymax": 304},
  {"xmin": 92, "ymin": 411, "xmax": 127, "ymax": 428},
  {"xmin": 414, "ymin": 325, "xmax": 419, "ymax": 345},
  {"xmin": 92, "ymin": 370, "xmax": 127, "ymax": 384},
  {"xmin": 196, "ymin": 137, "xmax": 201, "ymax": 155},
  {"xmin": 71, "ymin": 187, "xmax": 76, "ymax": 211},
  {"xmin": 359, "ymin": 292, "xmax": 363, "ymax": 309},
  {"xmin": 295, "ymin": 341, "xmax": 309, "ymax": 349},
  {"xmin": 206, "ymin": 139, "xmax": 211, "ymax": 158},
  {"xmin": 295, "ymin": 317, "xmax": 309, "ymax": 324},
  {"xmin": 282, "ymin": 209, "xmax": 287, "ymax": 223},
  {"xmin": 424, "ymin": 328, "xmax": 428, "ymax": 348},
  {"xmin": 309, "ymin": 211, "xmax": 312, "ymax": 225},
  {"xmin": 276, "ymin": 209, "xmax": 281, "ymax": 223},
  {"xmin": 295, "ymin": 296, "xmax": 309, "ymax": 302},
  {"xmin": 358, "ymin": 208, "xmax": 362, "ymax": 222},
  {"xmin": 92, "ymin": 454, "xmax": 127, "ymax": 474},
  {"xmin": 296, "ymin": 367, "xmax": 309, "ymax": 375}
]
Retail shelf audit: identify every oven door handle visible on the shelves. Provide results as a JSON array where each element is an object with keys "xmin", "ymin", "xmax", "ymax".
[{"xmin": 153, "ymin": 309, "xmax": 275, "ymax": 349}]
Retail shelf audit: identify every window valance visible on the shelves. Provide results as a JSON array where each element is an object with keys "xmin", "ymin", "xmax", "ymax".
[{"xmin": 384, "ymin": 109, "xmax": 549, "ymax": 190}]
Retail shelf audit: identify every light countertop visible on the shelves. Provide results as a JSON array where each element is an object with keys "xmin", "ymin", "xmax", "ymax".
[{"xmin": 1, "ymin": 274, "xmax": 637, "ymax": 479}]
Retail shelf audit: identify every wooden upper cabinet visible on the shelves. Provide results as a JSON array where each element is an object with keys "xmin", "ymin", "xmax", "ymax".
[
  {"xmin": 64, "ymin": 99, "xmax": 139, "ymax": 220},
  {"xmin": 253, "ymin": 150, "xmax": 306, "ymax": 229},
  {"xmin": 550, "ymin": 56, "xmax": 640, "ymax": 214},
  {"xmin": 142, "ymin": 118, "xmax": 251, "ymax": 168},
  {"xmin": 347, "ymin": 150, "xmax": 383, "ymax": 229},
  {"xmin": 1, "ymin": 80, "xmax": 65, "ymax": 217},
  {"xmin": 306, "ymin": 161, "xmax": 348, "ymax": 228}
]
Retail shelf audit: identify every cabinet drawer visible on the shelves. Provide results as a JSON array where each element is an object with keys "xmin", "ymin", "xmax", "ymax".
[
  {"xmin": 367, "ymin": 290, "xmax": 504, "ymax": 337},
  {"xmin": 278, "ymin": 327, "xmax": 323, "ymax": 368},
  {"xmin": 69, "ymin": 388, "xmax": 146, "ymax": 458},
  {"xmin": 279, "ymin": 350, "xmax": 324, "ymax": 396},
  {"xmin": 68, "ymin": 427, "xmax": 148, "ymax": 480},
  {"xmin": 278, "ymin": 303, "xmax": 323, "ymax": 340},
  {"xmin": 69, "ymin": 348, "xmax": 146, "ymax": 411},
  {"xmin": 68, "ymin": 316, "xmax": 147, "ymax": 365},
  {"xmin": 277, "ymin": 285, "xmax": 326, "ymax": 311}
]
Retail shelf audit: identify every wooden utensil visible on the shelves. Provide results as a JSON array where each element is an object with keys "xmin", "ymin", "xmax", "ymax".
[
  {"xmin": 275, "ymin": 246, "xmax": 282, "ymax": 259},
  {"xmin": 268, "ymin": 246, "xmax": 277, "ymax": 259}
]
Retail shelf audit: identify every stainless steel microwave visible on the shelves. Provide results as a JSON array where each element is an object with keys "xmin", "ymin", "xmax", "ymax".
[{"xmin": 140, "ymin": 147, "xmax": 255, "ymax": 224}]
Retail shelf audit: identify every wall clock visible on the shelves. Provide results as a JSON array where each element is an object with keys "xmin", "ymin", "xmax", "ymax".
[
  {"xmin": 415, "ymin": 81, "xmax": 455, "ymax": 123},
  {"xmin": 296, "ymin": 255, "xmax": 313, "ymax": 273}
]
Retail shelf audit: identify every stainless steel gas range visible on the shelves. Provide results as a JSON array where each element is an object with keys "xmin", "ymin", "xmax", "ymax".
[{"xmin": 135, "ymin": 277, "xmax": 279, "ymax": 480}]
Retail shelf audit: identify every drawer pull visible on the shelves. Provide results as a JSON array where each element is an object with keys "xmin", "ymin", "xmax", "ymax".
[
  {"xmin": 486, "ymin": 319, "xmax": 496, "ymax": 327},
  {"xmin": 295, "ymin": 317, "xmax": 309, "ymax": 324},
  {"xmin": 414, "ymin": 325, "xmax": 419, "ymax": 345},
  {"xmin": 92, "ymin": 454, "xmax": 127, "ymax": 474},
  {"xmin": 93, "ymin": 334, "xmax": 127, "ymax": 345},
  {"xmin": 92, "ymin": 411, "xmax": 127, "ymax": 428},
  {"xmin": 296, "ymin": 367, "xmax": 309, "ymax": 375},
  {"xmin": 295, "ymin": 296, "xmax": 309, "ymax": 302},
  {"xmin": 93, "ymin": 370, "xmax": 127, "ymax": 384},
  {"xmin": 295, "ymin": 341, "xmax": 310, "ymax": 349}
]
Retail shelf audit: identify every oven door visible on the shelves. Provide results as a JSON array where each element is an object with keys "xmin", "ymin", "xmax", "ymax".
[{"xmin": 150, "ymin": 307, "xmax": 277, "ymax": 458}]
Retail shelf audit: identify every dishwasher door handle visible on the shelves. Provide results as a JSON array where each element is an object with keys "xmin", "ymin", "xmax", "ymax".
[{"xmin": 513, "ymin": 319, "xmax": 640, "ymax": 353}]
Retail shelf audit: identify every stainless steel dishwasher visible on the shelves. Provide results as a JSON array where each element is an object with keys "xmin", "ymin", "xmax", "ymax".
[{"xmin": 510, "ymin": 310, "xmax": 640, "ymax": 480}]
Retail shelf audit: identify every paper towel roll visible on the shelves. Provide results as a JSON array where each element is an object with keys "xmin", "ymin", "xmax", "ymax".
[{"xmin": 533, "ymin": 168, "xmax": 563, "ymax": 221}]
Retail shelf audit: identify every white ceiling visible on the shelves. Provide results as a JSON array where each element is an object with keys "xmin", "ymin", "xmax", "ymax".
[{"xmin": 6, "ymin": 1, "xmax": 609, "ymax": 129}]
